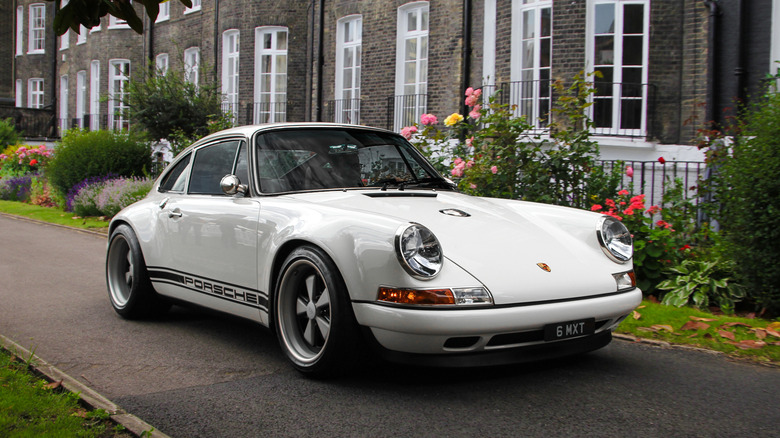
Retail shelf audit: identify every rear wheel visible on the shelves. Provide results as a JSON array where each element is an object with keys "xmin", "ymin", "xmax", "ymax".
[
  {"xmin": 275, "ymin": 246, "xmax": 359, "ymax": 377},
  {"xmin": 106, "ymin": 224, "xmax": 169, "ymax": 319}
]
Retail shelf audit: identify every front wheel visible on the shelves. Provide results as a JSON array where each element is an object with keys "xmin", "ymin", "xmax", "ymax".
[
  {"xmin": 106, "ymin": 224, "xmax": 169, "ymax": 319},
  {"xmin": 275, "ymin": 246, "xmax": 359, "ymax": 377}
]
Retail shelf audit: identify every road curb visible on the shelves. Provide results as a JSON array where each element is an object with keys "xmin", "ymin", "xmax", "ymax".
[
  {"xmin": 0, "ymin": 334, "xmax": 170, "ymax": 438},
  {"xmin": 0, "ymin": 212, "xmax": 108, "ymax": 238}
]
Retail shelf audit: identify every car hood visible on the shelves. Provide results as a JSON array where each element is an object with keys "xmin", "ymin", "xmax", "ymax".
[{"xmin": 285, "ymin": 189, "xmax": 624, "ymax": 305}]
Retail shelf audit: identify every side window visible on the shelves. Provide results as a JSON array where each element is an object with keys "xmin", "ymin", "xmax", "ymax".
[
  {"xmin": 188, "ymin": 140, "xmax": 241, "ymax": 195},
  {"xmin": 235, "ymin": 142, "xmax": 250, "ymax": 186},
  {"xmin": 159, "ymin": 153, "xmax": 192, "ymax": 192}
]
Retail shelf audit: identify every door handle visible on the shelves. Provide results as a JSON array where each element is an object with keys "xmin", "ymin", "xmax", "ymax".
[{"xmin": 168, "ymin": 208, "xmax": 182, "ymax": 218}]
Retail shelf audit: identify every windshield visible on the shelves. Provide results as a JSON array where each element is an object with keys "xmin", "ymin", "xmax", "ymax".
[{"xmin": 254, "ymin": 128, "xmax": 448, "ymax": 193}]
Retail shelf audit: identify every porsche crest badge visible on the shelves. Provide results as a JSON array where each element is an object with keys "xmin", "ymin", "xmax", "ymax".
[{"xmin": 537, "ymin": 263, "xmax": 551, "ymax": 272}]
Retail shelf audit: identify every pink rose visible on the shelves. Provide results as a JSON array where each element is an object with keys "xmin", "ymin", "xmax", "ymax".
[
  {"xmin": 465, "ymin": 95, "xmax": 479, "ymax": 107},
  {"xmin": 401, "ymin": 126, "xmax": 418, "ymax": 140},
  {"xmin": 470, "ymin": 184, "xmax": 477, "ymax": 189},
  {"xmin": 490, "ymin": 165, "xmax": 498, "ymax": 174},
  {"xmin": 469, "ymin": 105, "xmax": 482, "ymax": 120},
  {"xmin": 420, "ymin": 113, "xmax": 438, "ymax": 125},
  {"xmin": 466, "ymin": 136, "xmax": 474, "ymax": 147},
  {"xmin": 465, "ymin": 87, "xmax": 474, "ymax": 97},
  {"xmin": 626, "ymin": 166, "xmax": 634, "ymax": 177},
  {"xmin": 591, "ymin": 204, "xmax": 603, "ymax": 212},
  {"xmin": 618, "ymin": 189, "xmax": 629, "ymax": 196}
]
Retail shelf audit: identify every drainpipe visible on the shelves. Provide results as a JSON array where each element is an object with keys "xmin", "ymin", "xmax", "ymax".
[
  {"xmin": 315, "ymin": 0, "xmax": 325, "ymax": 122},
  {"xmin": 148, "ymin": 15, "xmax": 155, "ymax": 72},
  {"xmin": 460, "ymin": 0, "xmax": 472, "ymax": 117},
  {"xmin": 50, "ymin": 2, "xmax": 59, "ymax": 136},
  {"xmin": 733, "ymin": 0, "xmax": 746, "ymax": 105},
  {"xmin": 214, "ymin": 0, "xmax": 219, "ymax": 81},
  {"xmin": 703, "ymin": 0, "xmax": 719, "ymax": 127}
]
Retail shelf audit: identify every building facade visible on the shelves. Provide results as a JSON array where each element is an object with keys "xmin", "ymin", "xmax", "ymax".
[{"xmin": 4, "ymin": 0, "xmax": 779, "ymax": 162}]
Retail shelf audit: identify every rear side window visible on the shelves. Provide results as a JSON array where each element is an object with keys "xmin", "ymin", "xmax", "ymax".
[
  {"xmin": 158, "ymin": 153, "xmax": 191, "ymax": 193},
  {"xmin": 188, "ymin": 140, "xmax": 242, "ymax": 195}
]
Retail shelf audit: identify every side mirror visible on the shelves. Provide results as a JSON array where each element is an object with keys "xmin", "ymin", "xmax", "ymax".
[{"xmin": 220, "ymin": 174, "xmax": 248, "ymax": 196}]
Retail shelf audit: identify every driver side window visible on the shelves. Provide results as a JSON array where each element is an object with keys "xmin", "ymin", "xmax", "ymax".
[{"xmin": 188, "ymin": 140, "xmax": 243, "ymax": 195}]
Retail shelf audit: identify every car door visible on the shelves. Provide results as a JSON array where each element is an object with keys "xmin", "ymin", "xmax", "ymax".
[{"xmin": 153, "ymin": 138, "xmax": 265, "ymax": 322}]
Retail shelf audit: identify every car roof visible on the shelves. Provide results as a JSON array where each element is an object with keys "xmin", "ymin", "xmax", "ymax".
[{"xmin": 185, "ymin": 122, "xmax": 398, "ymax": 152}]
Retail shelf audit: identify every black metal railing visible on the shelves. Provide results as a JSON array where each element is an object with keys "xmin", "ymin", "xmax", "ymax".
[
  {"xmin": 599, "ymin": 160, "xmax": 706, "ymax": 208},
  {"xmin": 499, "ymin": 80, "xmax": 555, "ymax": 129},
  {"xmin": 328, "ymin": 98, "xmax": 361, "ymax": 125},
  {"xmin": 221, "ymin": 102, "xmax": 240, "ymax": 125},
  {"xmin": 0, "ymin": 106, "xmax": 56, "ymax": 139},
  {"xmin": 250, "ymin": 101, "xmax": 288, "ymax": 125},
  {"xmin": 388, "ymin": 94, "xmax": 427, "ymax": 131}
]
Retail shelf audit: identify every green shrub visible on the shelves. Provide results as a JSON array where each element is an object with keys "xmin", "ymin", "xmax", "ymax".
[
  {"xmin": 0, "ymin": 118, "xmax": 20, "ymax": 149},
  {"xmin": 707, "ymin": 90, "xmax": 780, "ymax": 315},
  {"xmin": 46, "ymin": 130, "xmax": 151, "ymax": 196}
]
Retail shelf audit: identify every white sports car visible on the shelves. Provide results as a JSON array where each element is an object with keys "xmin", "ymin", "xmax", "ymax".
[{"xmin": 106, "ymin": 123, "xmax": 641, "ymax": 376}]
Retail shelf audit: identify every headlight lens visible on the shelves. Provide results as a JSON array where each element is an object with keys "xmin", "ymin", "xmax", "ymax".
[
  {"xmin": 597, "ymin": 216, "xmax": 633, "ymax": 263},
  {"xmin": 395, "ymin": 223, "xmax": 443, "ymax": 279}
]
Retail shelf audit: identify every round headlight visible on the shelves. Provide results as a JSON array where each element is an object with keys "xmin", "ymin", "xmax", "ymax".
[
  {"xmin": 395, "ymin": 223, "xmax": 443, "ymax": 279},
  {"xmin": 597, "ymin": 216, "xmax": 633, "ymax": 263}
]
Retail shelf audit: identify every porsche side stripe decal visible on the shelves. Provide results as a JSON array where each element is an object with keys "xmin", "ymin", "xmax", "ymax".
[{"xmin": 147, "ymin": 267, "xmax": 269, "ymax": 311}]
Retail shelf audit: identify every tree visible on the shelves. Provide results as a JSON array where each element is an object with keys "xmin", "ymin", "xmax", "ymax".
[
  {"xmin": 50, "ymin": 0, "xmax": 192, "ymax": 35},
  {"xmin": 126, "ymin": 63, "xmax": 232, "ymax": 156}
]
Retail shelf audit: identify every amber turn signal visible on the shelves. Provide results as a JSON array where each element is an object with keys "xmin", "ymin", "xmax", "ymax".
[{"xmin": 377, "ymin": 287, "xmax": 456, "ymax": 305}]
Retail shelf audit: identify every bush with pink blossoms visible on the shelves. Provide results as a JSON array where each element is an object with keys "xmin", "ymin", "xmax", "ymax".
[
  {"xmin": 70, "ymin": 176, "xmax": 153, "ymax": 218},
  {"xmin": 407, "ymin": 72, "xmax": 621, "ymax": 206}
]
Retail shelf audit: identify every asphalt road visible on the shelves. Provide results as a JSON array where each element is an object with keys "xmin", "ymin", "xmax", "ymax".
[{"xmin": 1, "ymin": 214, "xmax": 778, "ymax": 437}]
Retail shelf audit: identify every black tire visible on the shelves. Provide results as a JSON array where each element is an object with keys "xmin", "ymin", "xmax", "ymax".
[
  {"xmin": 106, "ymin": 224, "xmax": 170, "ymax": 319},
  {"xmin": 274, "ymin": 246, "xmax": 359, "ymax": 378}
]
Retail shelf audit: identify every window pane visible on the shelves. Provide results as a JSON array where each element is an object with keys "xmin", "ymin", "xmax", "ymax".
[
  {"xmin": 620, "ymin": 99, "xmax": 642, "ymax": 130},
  {"xmin": 264, "ymin": 33, "xmax": 272, "ymax": 49},
  {"xmin": 277, "ymin": 31, "xmax": 287, "ymax": 50},
  {"xmin": 276, "ymin": 55, "xmax": 287, "ymax": 74},
  {"xmin": 523, "ymin": 10, "xmax": 535, "ymax": 39},
  {"xmin": 189, "ymin": 141, "xmax": 241, "ymax": 195},
  {"xmin": 594, "ymin": 4, "xmax": 615, "ymax": 34},
  {"xmin": 421, "ymin": 10, "xmax": 429, "ymax": 31},
  {"xmin": 522, "ymin": 41, "xmax": 535, "ymax": 69},
  {"xmin": 407, "ymin": 11, "xmax": 417, "ymax": 31},
  {"xmin": 595, "ymin": 36, "xmax": 614, "ymax": 65},
  {"xmin": 540, "ymin": 39, "xmax": 551, "ymax": 68},
  {"xmin": 405, "ymin": 39, "xmax": 417, "ymax": 61},
  {"xmin": 594, "ymin": 67, "xmax": 613, "ymax": 96},
  {"xmin": 541, "ymin": 8, "xmax": 551, "ymax": 37},
  {"xmin": 622, "ymin": 35, "xmax": 643, "ymax": 66},
  {"xmin": 623, "ymin": 4, "xmax": 644, "ymax": 35},
  {"xmin": 593, "ymin": 98, "xmax": 613, "ymax": 128}
]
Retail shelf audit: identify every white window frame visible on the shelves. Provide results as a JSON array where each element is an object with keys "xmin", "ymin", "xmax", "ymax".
[
  {"xmin": 76, "ymin": 71, "xmax": 87, "ymax": 128},
  {"xmin": 60, "ymin": 75, "xmax": 69, "ymax": 133},
  {"xmin": 254, "ymin": 27, "xmax": 288, "ymax": 124},
  {"xmin": 157, "ymin": 1, "xmax": 170, "ymax": 22},
  {"xmin": 394, "ymin": 1, "xmax": 429, "ymax": 131},
  {"xmin": 586, "ymin": 0, "xmax": 650, "ymax": 137},
  {"xmin": 28, "ymin": 4, "xmax": 46, "ymax": 54},
  {"xmin": 772, "ymin": 0, "xmax": 780, "ymax": 75},
  {"xmin": 184, "ymin": 47, "xmax": 200, "ymax": 85},
  {"xmin": 483, "ymin": 0, "xmax": 497, "ymax": 88},
  {"xmin": 90, "ymin": 20, "xmax": 102, "ymax": 33},
  {"xmin": 16, "ymin": 6, "xmax": 24, "ymax": 56},
  {"xmin": 15, "ymin": 80, "xmax": 23, "ymax": 107},
  {"xmin": 185, "ymin": 0, "xmax": 202, "ymax": 14},
  {"xmin": 510, "ymin": 0, "xmax": 553, "ymax": 129},
  {"xmin": 222, "ymin": 30, "xmax": 240, "ymax": 123},
  {"xmin": 28, "ymin": 78, "xmax": 44, "ymax": 109},
  {"xmin": 90, "ymin": 60, "xmax": 100, "ymax": 130},
  {"xmin": 109, "ymin": 2, "xmax": 131, "ymax": 30},
  {"xmin": 156, "ymin": 53, "xmax": 169, "ymax": 75},
  {"xmin": 335, "ymin": 15, "xmax": 362, "ymax": 124},
  {"xmin": 77, "ymin": 25, "xmax": 87, "ymax": 44},
  {"xmin": 59, "ymin": 0, "xmax": 69, "ymax": 50},
  {"xmin": 108, "ymin": 59, "xmax": 131, "ymax": 130}
]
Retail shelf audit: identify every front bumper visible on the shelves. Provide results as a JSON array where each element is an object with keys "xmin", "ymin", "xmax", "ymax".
[{"xmin": 352, "ymin": 288, "xmax": 641, "ymax": 359}]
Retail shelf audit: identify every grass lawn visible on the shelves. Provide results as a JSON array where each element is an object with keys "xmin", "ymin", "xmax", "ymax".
[
  {"xmin": 0, "ymin": 200, "xmax": 109, "ymax": 232},
  {"xmin": 0, "ymin": 348, "xmax": 130, "ymax": 437},
  {"xmin": 617, "ymin": 300, "xmax": 780, "ymax": 365}
]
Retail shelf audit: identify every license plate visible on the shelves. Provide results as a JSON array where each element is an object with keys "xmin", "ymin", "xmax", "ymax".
[{"xmin": 544, "ymin": 318, "xmax": 596, "ymax": 341}]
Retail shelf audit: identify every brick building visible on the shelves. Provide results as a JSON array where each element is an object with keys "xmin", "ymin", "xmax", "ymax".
[{"xmin": 4, "ymin": 0, "xmax": 779, "ymax": 163}]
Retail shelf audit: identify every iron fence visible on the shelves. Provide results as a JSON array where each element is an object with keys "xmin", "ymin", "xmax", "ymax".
[
  {"xmin": 328, "ymin": 98, "xmax": 361, "ymax": 125},
  {"xmin": 599, "ymin": 160, "xmax": 707, "ymax": 208},
  {"xmin": 388, "ymin": 94, "xmax": 427, "ymax": 131}
]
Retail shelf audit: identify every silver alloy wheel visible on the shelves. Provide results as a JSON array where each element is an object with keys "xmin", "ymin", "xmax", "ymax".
[
  {"xmin": 107, "ymin": 235, "xmax": 133, "ymax": 308},
  {"xmin": 277, "ymin": 259, "xmax": 333, "ymax": 364}
]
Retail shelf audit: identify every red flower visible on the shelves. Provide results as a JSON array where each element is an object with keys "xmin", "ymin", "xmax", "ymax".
[
  {"xmin": 679, "ymin": 244, "xmax": 692, "ymax": 251},
  {"xmin": 29, "ymin": 159, "xmax": 38, "ymax": 166},
  {"xmin": 591, "ymin": 204, "xmax": 603, "ymax": 212},
  {"xmin": 658, "ymin": 157, "xmax": 666, "ymax": 164}
]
